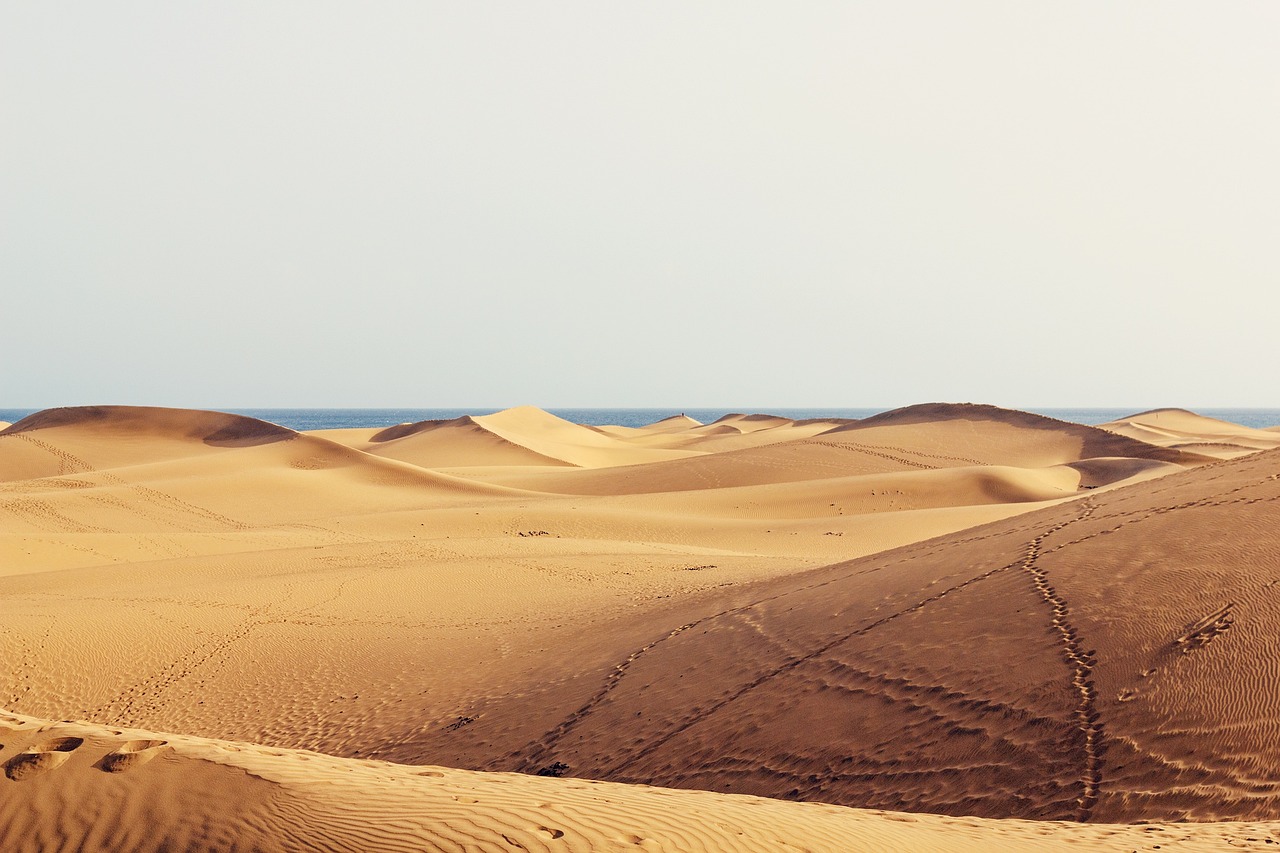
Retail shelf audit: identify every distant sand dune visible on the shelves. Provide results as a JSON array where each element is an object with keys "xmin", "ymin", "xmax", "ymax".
[
  {"xmin": 318, "ymin": 406, "xmax": 703, "ymax": 469},
  {"xmin": 819, "ymin": 403, "xmax": 1207, "ymax": 467},
  {"xmin": 1101, "ymin": 408, "xmax": 1280, "ymax": 458},
  {"xmin": 365, "ymin": 415, "xmax": 580, "ymax": 467}
]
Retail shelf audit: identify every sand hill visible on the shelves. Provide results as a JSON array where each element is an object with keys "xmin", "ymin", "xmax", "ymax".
[{"xmin": 2, "ymin": 403, "xmax": 1278, "ymax": 850}]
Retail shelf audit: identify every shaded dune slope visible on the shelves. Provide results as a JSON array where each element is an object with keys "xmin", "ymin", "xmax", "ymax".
[{"xmin": 399, "ymin": 448, "xmax": 1280, "ymax": 824}]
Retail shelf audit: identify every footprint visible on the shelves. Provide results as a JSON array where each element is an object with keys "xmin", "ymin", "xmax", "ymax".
[
  {"xmin": 98, "ymin": 739, "xmax": 168, "ymax": 773},
  {"xmin": 5, "ymin": 736, "xmax": 84, "ymax": 781}
]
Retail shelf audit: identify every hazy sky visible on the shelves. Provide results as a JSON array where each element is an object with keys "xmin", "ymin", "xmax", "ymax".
[{"xmin": 3, "ymin": 3, "xmax": 1277, "ymax": 408}]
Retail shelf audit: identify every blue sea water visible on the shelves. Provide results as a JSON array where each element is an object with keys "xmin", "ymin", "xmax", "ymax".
[{"xmin": 2, "ymin": 406, "xmax": 1279, "ymax": 431}]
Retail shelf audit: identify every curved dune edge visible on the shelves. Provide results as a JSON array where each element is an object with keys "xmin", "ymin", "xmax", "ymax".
[{"xmin": 0, "ymin": 712, "xmax": 1273, "ymax": 853}]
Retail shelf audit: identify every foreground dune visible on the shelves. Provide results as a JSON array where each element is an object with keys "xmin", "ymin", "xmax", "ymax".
[
  {"xmin": 2, "ymin": 403, "xmax": 1278, "ymax": 849},
  {"xmin": 402, "ymin": 444, "xmax": 1280, "ymax": 824},
  {"xmin": 2, "ymin": 711, "xmax": 1274, "ymax": 852}
]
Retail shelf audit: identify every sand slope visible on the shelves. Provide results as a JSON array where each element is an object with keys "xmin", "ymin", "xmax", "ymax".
[
  {"xmin": 1, "ymin": 711, "xmax": 1273, "ymax": 853},
  {"xmin": 391, "ymin": 446, "xmax": 1280, "ymax": 824}
]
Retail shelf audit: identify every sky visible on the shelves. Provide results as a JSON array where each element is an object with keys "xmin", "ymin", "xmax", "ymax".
[{"xmin": 3, "ymin": 2, "xmax": 1278, "ymax": 409}]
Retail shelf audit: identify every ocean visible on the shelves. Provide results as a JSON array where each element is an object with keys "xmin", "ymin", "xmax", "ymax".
[{"xmin": 2, "ymin": 406, "xmax": 1279, "ymax": 431}]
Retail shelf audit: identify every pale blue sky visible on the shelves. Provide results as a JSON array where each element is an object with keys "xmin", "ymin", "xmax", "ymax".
[{"xmin": 3, "ymin": 3, "xmax": 1277, "ymax": 408}]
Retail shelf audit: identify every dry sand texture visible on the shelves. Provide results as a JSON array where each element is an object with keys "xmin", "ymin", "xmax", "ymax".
[
  {"xmin": 1, "ymin": 403, "xmax": 1278, "ymax": 850},
  {"xmin": 2, "ymin": 711, "xmax": 1276, "ymax": 853}
]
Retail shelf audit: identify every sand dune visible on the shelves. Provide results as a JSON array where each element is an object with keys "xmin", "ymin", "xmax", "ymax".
[
  {"xmin": 1, "ymin": 712, "xmax": 1272, "ymax": 853},
  {"xmin": 319, "ymin": 406, "xmax": 703, "ymax": 469},
  {"xmin": 0, "ymin": 406, "xmax": 289, "ymax": 481},
  {"xmin": 363, "ymin": 416, "xmax": 579, "ymax": 467},
  {"xmin": 1101, "ymin": 408, "xmax": 1280, "ymax": 458},
  {"xmin": 1, "ymin": 403, "xmax": 1277, "ymax": 849},
  {"xmin": 819, "ymin": 403, "xmax": 1205, "ymax": 468}
]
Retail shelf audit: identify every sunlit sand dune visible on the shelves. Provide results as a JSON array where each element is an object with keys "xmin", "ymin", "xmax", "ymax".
[
  {"xmin": 339, "ymin": 416, "xmax": 581, "ymax": 468},
  {"xmin": 1101, "ymin": 408, "xmax": 1280, "ymax": 459},
  {"xmin": 322, "ymin": 406, "xmax": 702, "ymax": 469}
]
